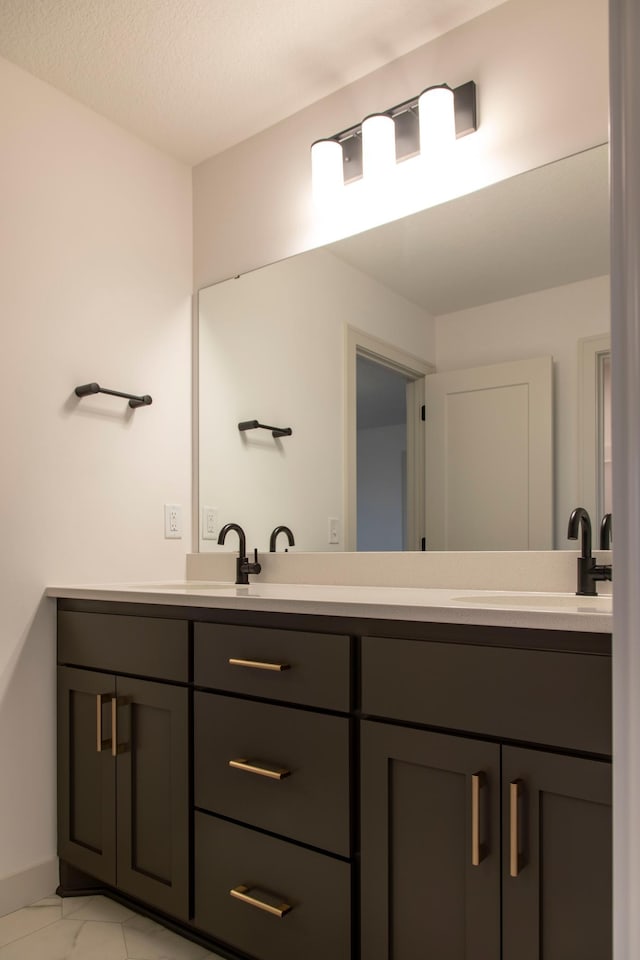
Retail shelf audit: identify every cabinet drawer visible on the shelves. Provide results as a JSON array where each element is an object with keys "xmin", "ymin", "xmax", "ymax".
[
  {"xmin": 194, "ymin": 812, "xmax": 351, "ymax": 960},
  {"xmin": 194, "ymin": 623, "xmax": 350, "ymax": 710},
  {"xmin": 57, "ymin": 611, "xmax": 188, "ymax": 682},
  {"xmin": 361, "ymin": 636, "xmax": 611, "ymax": 755},
  {"xmin": 194, "ymin": 693, "xmax": 350, "ymax": 856}
]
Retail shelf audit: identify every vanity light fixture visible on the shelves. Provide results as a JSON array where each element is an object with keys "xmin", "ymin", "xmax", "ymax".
[
  {"xmin": 361, "ymin": 113, "xmax": 396, "ymax": 181},
  {"xmin": 310, "ymin": 80, "xmax": 477, "ymax": 199},
  {"xmin": 310, "ymin": 138, "xmax": 344, "ymax": 204},
  {"xmin": 419, "ymin": 84, "xmax": 457, "ymax": 159}
]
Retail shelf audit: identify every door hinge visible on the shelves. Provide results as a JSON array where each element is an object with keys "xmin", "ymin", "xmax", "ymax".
[{"xmin": 421, "ymin": 404, "xmax": 426, "ymax": 421}]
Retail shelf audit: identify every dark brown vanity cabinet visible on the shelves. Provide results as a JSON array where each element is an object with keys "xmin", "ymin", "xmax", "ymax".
[
  {"xmin": 57, "ymin": 612, "xmax": 190, "ymax": 920},
  {"xmin": 56, "ymin": 603, "xmax": 612, "ymax": 960},
  {"xmin": 360, "ymin": 634, "xmax": 612, "ymax": 960},
  {"xmin": 192, "ymin": 622, "xmax": 353, "ymax": 960}
]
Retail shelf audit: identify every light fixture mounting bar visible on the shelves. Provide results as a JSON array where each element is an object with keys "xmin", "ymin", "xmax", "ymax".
[
  {"xmin": 451, "ymin": 81, "xmax": 478, "ymax": 137},
  {"xmin": 330, "ymin": 80, "xmax": 477, "ymax": 183}
]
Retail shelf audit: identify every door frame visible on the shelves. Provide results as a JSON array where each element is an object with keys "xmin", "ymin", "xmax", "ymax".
[
  {"xmin": 344, "ymin": 326, "xmax": 433, "ymax": 551},
  {"xmin": 578, "ymin": 333, "xmax": 611, "ymax": 529},
  {"xmin": 610, "ymin": 2, "xmax": 640, "ymax": 956}
]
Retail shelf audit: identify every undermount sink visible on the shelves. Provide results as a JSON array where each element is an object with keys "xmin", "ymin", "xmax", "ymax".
[
  {"xmin": 121, "ymin": 581, "xmax": 238, "ymax": 591},
  {"xmin": 453, "ymin": 593, "xmax": 612, "ymax": 611}
]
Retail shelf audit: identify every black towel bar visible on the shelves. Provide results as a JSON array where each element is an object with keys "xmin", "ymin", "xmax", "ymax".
[
  {"xmin": 75, "ymin": 382, "xmax": 152, "ymax": 408},
  {"xmin": 238, "ymin": 419, "xmax": 292, "ymax": 438}
]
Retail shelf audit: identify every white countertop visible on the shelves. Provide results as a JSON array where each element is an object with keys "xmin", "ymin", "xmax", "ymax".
[{"xmin": 45, "ymin": 581, "xmax": 612, "ymax": 633}]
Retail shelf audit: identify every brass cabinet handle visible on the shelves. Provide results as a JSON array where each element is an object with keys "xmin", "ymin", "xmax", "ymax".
[
  {"xmin": 510, "ymin": 779, "xmax": 524, "ymax": 878},
  {"xmin": 228, "ymin": 758, "xmax": 291, "ymax": 780},
  {"xmin": 471, "ymin": 771, "xmax": 487, "ymax": 866},
  {"xmin": 230, "ymin": 884, "xmax": 292, "ymax": 918},
  {"xmin": 110, "ymin": 696, "xmax": 131, "ymax": 757},
  {"xmin": 95, "ymin": 693, "xmax": 113, "ymax": 752},
  {"xmin": 228, "ymin": 658, "xmax": 290, "ymax": 672}
]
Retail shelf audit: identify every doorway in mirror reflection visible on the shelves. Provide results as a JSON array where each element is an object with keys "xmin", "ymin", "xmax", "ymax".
[{"xmin": 356, "ymin": 354, "xmax": 415, "ymax": 551}]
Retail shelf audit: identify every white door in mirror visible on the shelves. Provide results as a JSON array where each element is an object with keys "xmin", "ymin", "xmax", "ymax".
[{"xmin": 425, "ymin": 357, "xmax": 553, "ymax": 551}]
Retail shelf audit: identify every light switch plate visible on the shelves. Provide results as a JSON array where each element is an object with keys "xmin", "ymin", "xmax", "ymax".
[
  {"xmin": 164, "ymin": 504, "xmax": 182, "ymax": 539},
  {"xmin": 328, "ymin": 517, "xmax": 340, "ymax": 544},
  {"xmin": 202, "ymin": 506, "xmax": 218, "ymax": 540}
]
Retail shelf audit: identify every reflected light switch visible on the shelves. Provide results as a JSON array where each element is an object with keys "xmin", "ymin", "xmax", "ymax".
[{"xmin": 202, "ymin": 506, "xmax": 218, "ymax": 540}]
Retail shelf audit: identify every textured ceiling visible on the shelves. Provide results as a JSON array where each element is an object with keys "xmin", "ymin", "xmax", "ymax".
[{"xmin": 0, "ymin": 0, "xmax": 506, "ymax": 164}]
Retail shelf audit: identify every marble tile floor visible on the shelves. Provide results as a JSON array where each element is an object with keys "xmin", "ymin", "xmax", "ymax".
[{"xmin": 0, "ymin": 894, "xmax": 227, "ymax": 960}]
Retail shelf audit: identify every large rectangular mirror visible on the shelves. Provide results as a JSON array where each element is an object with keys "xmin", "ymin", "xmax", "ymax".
[{"xmin": 198, "ymin": 143, "xmax": 609, "ymax": 553}]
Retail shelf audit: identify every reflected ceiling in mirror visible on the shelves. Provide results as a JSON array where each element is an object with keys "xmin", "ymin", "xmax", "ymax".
[{"xmin": 198, "ymin": 144, "xmax": 609, "ymax": 555}]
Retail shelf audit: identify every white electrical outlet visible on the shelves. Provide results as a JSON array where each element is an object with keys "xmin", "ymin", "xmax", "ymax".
[
  {"xmin": 328, "ymin": 517, "xmax": 340, "ymax": 544},
  {"xmin": 164, "ymin": 504, "xmax": 182, "ymax": 539},
  {"xmin": 202, "ymin": 506, "xmax": 218, "ymax": 540}
]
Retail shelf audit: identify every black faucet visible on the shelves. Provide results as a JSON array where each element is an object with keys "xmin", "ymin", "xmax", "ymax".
[
  {"xmin": 567, "ymin": 507, "xmax": 612, "ymax": 596},
  {"xmin": 269, "ymin": 525, "xmax": 295, "ymax": 552},
  {"xmin": 600, "ymin": 513, "xmax": 612, "ymax": 550},
  {"xmin": 218, "ymin": 523, "xmax": 262, "ymax": 585}
]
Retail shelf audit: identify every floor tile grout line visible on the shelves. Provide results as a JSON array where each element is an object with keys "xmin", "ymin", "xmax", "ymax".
[
  {"xmin": 65, "ymin": 915, "xmax": 129, "ymax": 924},
  {"xmin": 0, "ymin": 907, "xmax": 65, "ymax": 950},
  {"xmin": 1, "ymin": 898, "xmax": 224, "ymax": 960}
]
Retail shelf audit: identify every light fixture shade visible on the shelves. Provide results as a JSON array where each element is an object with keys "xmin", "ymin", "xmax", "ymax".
[
  {"xmin": 418, "ymin": 85, "xmax": 456, "ymax": 159},
  {"xmin": 361, "ymin": 113, "xmax": 396, "ymax": 181},
  {"xmin": 311, "ymin": 139, "xmax": 344, "ymax": 203}
]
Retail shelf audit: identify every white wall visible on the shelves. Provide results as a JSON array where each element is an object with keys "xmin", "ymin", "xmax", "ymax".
[
  {"xmin": 193, "ymin": 0, "xmax": 608, "ymax": 288},
  {"xmin": 0, "ymin": 56, "xmax": 192, "ymax": 908},
  {"xmin": 199, "ymin": 248, "xmax": 433, "ymax": 552},
  {"xmin": 435, "ymin": 275, "xmax": 610, "ymax": 548}
]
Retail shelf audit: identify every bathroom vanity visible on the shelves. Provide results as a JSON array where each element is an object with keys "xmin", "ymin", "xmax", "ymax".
[{"xmin": 51, "ymin": 583, "xmax": 612, "ymax": 960}]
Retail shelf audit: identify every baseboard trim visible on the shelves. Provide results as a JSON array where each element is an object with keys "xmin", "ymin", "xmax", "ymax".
[{"xmin": 0, "ymin": 859, "xmax": 59, "ymax": 918}]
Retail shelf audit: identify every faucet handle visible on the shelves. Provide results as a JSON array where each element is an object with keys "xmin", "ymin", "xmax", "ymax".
[
  {"xmin": 251, "ymin": 548, "xmax": 262, "ymax": 574},
  {"xmin": 600, "ymin": 513, "xmax": 612, "ymax": 550}
]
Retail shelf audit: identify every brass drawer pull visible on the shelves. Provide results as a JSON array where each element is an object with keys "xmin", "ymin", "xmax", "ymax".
[
  {"xmin": 228, "ymin": 658, "xmax": 290, "ymax": 672},
  {"xmin": 510, "ymin": 779, "xmax": 524, "ymax": 878},
  {"xmin": 471, "ymin": 771, "xmax": 487, "ymax": 866},
  {"xmin": 230, "ymin": 884, "xmax": 292, "ymax": 918},
  {"xmin": 95, "ymin": 693, "xmax": 113, "ymax": 752},
  {"xmin": 228, "ymin": 758, "xmax": 291, "ymax": 780}
]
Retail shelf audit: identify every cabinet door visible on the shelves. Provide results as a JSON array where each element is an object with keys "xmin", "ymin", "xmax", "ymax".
[
  {"xmin": 502, "ymin": 746, "xmax": 612, "ymax": 960},
  {"xmin": 361, "ymin": 721, "xmax": 500, "ymax": 960},
  {"xmin": 114, "ymin": 677, "xmax": 189, "ymax": 920},
  {"xmin": 57, "ymin": 666, "xmax": 116, "ymax": 885}
]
